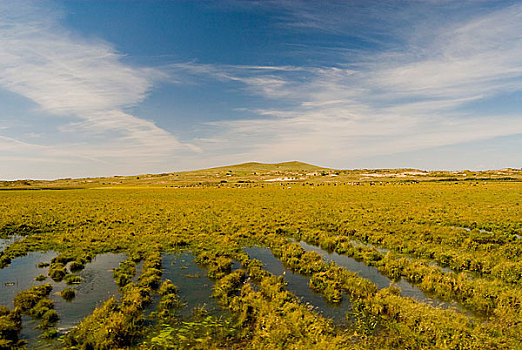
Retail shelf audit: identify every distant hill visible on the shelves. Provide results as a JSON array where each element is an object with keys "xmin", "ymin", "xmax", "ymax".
[
  {"xmin": 192, "ymin": 161, "xmax": 331, "ymax": 173},
  {"xmin": 1, "ymin": 161, "xmax": 521, "ymax": 190}
]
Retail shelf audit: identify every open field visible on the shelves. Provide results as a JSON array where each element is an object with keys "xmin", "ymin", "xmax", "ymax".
[{"xmin": 1, "ymin": 163, "xmax": 521, "ymax": 349}]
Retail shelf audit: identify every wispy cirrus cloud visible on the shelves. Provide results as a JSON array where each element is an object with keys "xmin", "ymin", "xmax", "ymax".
[
  {"xmin": 0, "ymin": 0, "xmax": 198, "ymax": 170},
  {"xmin": 2, "ymin": 0, "xmax": 521, "ymax": 179},
  {"xmin": 372, "ymin": 18, "xmax": 522, "ymax": 100},
  {"xmin": 169, "ymin": 2, "xmax": 522, "ymax": 168}
]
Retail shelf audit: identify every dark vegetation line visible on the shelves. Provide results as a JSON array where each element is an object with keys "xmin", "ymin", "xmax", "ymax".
[{"xmin": 428, "ymin": 177, "xmax": 519, "ymax": 182}]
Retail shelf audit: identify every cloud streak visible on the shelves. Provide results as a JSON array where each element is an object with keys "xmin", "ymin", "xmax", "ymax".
[
  {"xmin": 170, "ymin": 2, "xmax": 522, "ymax": 168},
  {"xmin": 2, "ymin": 1, "xmax": 521, "ymax": 178},
  {"xmin": 0, "ymin": 0, "xmax": 197, "ymax": 167}
]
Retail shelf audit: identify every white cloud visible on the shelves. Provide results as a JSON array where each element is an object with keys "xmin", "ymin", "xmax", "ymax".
[
  {"xmin": 2, "ymin": 1, "xmax": 522, "ymax": 178},
  {"xmin": 370, "ymin": 4, "xmax": 522, "ymax": 99},
  {"xmin": 0, "ymin": 0, "xmax": 196, "ymax": 165},
  {"xmin": 171, "ymin": 3, "xmax": 522, "ymax": 167}
]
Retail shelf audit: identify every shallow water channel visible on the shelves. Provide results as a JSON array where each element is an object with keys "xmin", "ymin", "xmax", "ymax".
[
  {"xmin": 298, "ymin": 241, "xmax": 465, "ymax": 311},
  {"xmin": 0, "ymin": 251, "xmax": 125, "ymax": 348},
  {"xmin": 52, "ymin": 253, "xmax": 126, "ymax": 331},
  {"xmin": 0, "ymin": 251, "xmax": 57, "ymax": 309},
  {"xmin": 160, "ymin": 252, "xmax": 223, "ymax": 318},
  {"xmin": 244, "ymin": 246, "xmax": 351, "ymax": 325}
]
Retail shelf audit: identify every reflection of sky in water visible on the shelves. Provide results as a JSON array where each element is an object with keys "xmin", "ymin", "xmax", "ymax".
[
  {"xmin": 0, "ymin": 252, "xmax": 125, "ymax": 349},
  {"xmin": 0, "ymin": 251, "xmax": 57, "ymax": 308},
  {"xmin": 299, "ymin": 241, "xmax": 467, "ymax": 313},
  {"xmin": 350, "ymin": 237, "xmax": 468, "ymax": 275},
  {"xmin": 244, "ymin": 246, "xmax": 351, "ymax": 326},
  {"xmin": 161, "ymin": 252, "xmax": 223, "ymax": 318},
  {"xmin": 52, "ymin": 253, "xmax": 126, "ymax": 331}
]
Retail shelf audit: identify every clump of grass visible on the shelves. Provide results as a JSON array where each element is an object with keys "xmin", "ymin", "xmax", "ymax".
[
  {"xmin": 14, "ymin": 284, "xmax": 52, "ymax": 312},
  {"xmin": 114, "ymin": 259, "xmax": 137, "ymax": 287},
  {"xmin": 31, "ymin": 298, "xmax": 54, "ymax": 318},
  {"xmin": 40, "ymin": 309, "xmax": 59, "ymax": 328},
  {"xmin": 60, "ymin": 288, "xmax": 76, "ymax": 302},
  {"xmin": 157, "ymin": 280, "xmax": 183, "ymax": 318},
  {"xmin": 69, "ymin": 260, "xmax": 85, "ymax": 272},
  {"xmin": 13, "ymin": 284, "xmax": 59, "ymax": 334},
  {"xmin": 0, "ymin": 255, "xmax": 12, "ymax": 268},
  {"xmin": 34, "ymin": 274, "xmax": 47, "ymax": 281},
  {"xmin": 48, "ymin": 263, "xmax": 67, "ymax": 282},
  {"xmin": 0, "ymin": 305, "xmax": 22, "ymax": 347},
  {"xmin": 159, "ymin": 279, "xmax": 178, "ymax": 296},
  {"xmin": 64, "ymin": 274, "xmax": 82, "ymax": 285},
  {"xmin": 40, "ymin": 328, "xmax": 58, "ymax": 339}
]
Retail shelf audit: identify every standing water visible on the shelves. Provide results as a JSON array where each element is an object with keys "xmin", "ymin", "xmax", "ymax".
[
  {"xmin": 51, "ymin": 253, "xmax": 126, "ymax": 331},
  {"xmin": 244, "ymin": 246, "xmax": 351, "ymax": 326},
  {"xmin": 299, "ymin": 241, "xmax": 466, "ymax": 311},
  {"xmin": 0, "ymin": 251, "xmax": 57, "ymax": 308},
  {"xmin": 161, "ymin": 252, "xmax": 222, "ymax": 318},
  {"xmin": 0, "ymin": 251, "xmax": 125, "ymax": 349}
]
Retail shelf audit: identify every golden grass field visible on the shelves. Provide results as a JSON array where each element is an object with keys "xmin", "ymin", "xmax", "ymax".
[{"xmin": 0, "ymin": 162, "xmax": 521, "ymax": 349}]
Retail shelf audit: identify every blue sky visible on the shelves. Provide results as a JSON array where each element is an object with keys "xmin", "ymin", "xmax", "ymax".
[{"xmin": 1, "ymin": 0, "xmax": 522, "ymax": 179}]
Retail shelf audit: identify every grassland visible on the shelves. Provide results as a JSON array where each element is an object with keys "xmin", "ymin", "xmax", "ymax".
[
  {"xmin": 2, "ymin": 161, "xmax": 521, "ymax": 189},
  {"xmin": 0, "ymin": 162, "xmax": 521, "ymax": 349}
]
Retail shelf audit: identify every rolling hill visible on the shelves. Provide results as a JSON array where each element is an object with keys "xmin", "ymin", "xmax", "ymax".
[{"xmin": 1, "ymin": 162, "xmax": 521, "ymax": 190}]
